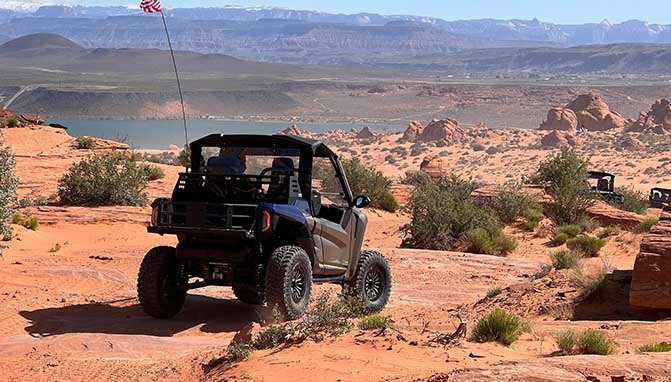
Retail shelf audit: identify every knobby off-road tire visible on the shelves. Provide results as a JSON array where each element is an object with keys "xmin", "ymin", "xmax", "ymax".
[
  {"xmin": 233, "ymin": 283, "xmax": 265, "ymax": 305},
  {"xmin": 265, "ymin": 245, "xmax": 312, "ymax": 320},
  {"xmin": 347, "ymin": 250, "xmax": 392, "ymax": 314},
  {"xmin": 137, "ymin": 246, "xmax": 186, "ymax": 319}
]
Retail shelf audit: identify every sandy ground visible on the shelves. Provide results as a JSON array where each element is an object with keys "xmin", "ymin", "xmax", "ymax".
[{"xmin": 0, "ymin": 125, "xmax": 670, "ymax": 382}]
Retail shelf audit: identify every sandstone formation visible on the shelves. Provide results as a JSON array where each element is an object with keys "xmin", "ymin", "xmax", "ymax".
[
  {"xmin": 401, "ymin": 121, "xmax": 423, "ymax": 142},
  {"xmin": 630, "ymin": 206, "xmax": 671, "ymax": 309},
  {"xmin": 618, "ymin": 134, "xmax": 645, "ymax": 151},
  {"xmin": 540, "ymin": 130, "xmax": 577, "ymax": 148},
  {"xmin": 417, "ymin": 118, "xmax": 465, "ymax": 144},
  {"xmin": 419, "ymin": 155, "xmax": 451, "ymax": 179},
  {"xmin": 0, "ymin": 108, "xmax": 44, "ymax": 128},
  {"xmin": 566, "ymin": 93, "xmax": 627, "ymax": 131},
  {"xmin": 355, "ymin": 126, "xmax": 375, "ymax": 139},
  {"xmin": 539, "ymin": 107, "xmax": 578, "ymax": 132},
  {"xmin": 587, "ymin": 201, "xmax": 646, "ymax": 228},
  {"xmin": 626, "ymin": 98, "xmax": 671, "ymax": 134},
  {"xmin": 279, "ymin": 124, "xmax": 303, "ymax": 136}
]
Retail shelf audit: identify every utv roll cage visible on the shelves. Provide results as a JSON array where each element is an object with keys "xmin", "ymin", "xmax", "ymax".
[{"xmin": 650, "ymin": 187, "xmax": 671, "ymax": 209}]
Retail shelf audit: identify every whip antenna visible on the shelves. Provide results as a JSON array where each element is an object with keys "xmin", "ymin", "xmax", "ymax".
[{"xmin": 140, "ymin": 0, "xmax": 189, "ymax": 150}]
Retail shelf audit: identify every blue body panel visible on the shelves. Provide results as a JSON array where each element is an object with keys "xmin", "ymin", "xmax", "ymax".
[{"xmin": 259, "ymin": 200, "xmax": 311, "ymax": 225}]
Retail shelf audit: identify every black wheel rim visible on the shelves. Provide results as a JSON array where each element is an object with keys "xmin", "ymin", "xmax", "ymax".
[
  {"xmin": 290, "ymin": 265, "xmax": 306, "ymax": 303},
  {"xmin": 364, "ymin": 266, "xmax": 384, "ymax": 302}
]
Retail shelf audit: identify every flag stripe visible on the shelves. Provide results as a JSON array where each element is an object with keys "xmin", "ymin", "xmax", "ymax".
[{"xmin": 140, "ymin": 0, "xmax": 161, "ymax": 13}]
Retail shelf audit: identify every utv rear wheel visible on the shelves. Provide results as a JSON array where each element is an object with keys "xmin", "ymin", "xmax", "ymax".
[
  {"xmin": 137, "ymin": 246, "xmax": 186, "ymax": 319},
  {"xmin": 347, "ymin": 250, "xmax": 391, "ymax": 314},
  {"xmin": 265, "ymin": 245, "xmax": 312, "ymax": 320},
  {"xmin": 233, "ymin": 283, "xmax": 265, "ymax": 305}
]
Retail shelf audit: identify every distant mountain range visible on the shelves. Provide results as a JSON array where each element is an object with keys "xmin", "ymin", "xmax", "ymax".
[{"xmin": 1, "ymin": 5, "xmax": 671, "ymax": 66}]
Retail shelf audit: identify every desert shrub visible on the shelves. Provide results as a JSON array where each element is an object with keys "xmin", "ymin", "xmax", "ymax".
[
  {"xmin": 402, "ymin": 171, "xmax": 432, "ymax": 187},
  {"xmin": 357, "ymin": 314, "xmax": 393, "ymax": 330},
  {"xmin": 571, "ymin": 266, "xmax": 608, "ymax": 297},
  {"xmin": 75, "ymin": 136, "xmax": 96, "ymax": 150},
  {"xmin": 556, "ymin": 224, "xmax": 582, "ymax": 238},
  {"xmin": 12, "ymin": 213, "xmax": 38, "ymax": 230},
  {"xmin": 402, "ymin": 176, "xmax": 502, "ymax": 250},
  {"xmin": 612, "ymin": 186, "xmax": 648, "ymax": 214},
  {"xmin": 555, "ymin": 330, "xmax": 578, "ymax": 354},
  {"xmin": 464, "ymin": 228, "xmax": 517, "ymax": 256},
  {"xmin": 637, "ymin": 342, "xmax": 671, "ymax": 353},
  {"xmin": 566, "ymin": 235, "xmax": 605, "ymax": 257},
  {"xmin": 331, "ymin": 158, "xmax": 398, "ymax": 212},
  {"xmin": 49, "ymin": 243, "xmax": 61, "ymax": 253},
  {"xmin": 296, "ymin": 292, "xmax": 361, "ymax": 341},
  {"xmin": 597, "ymin": 226, "xmax": 618, "ymax": 239},
  {"xmin": 57, "ymin": 153, "xmax": 148, "ymax": 207},
  {"xmin": 226, "ymin": 343, "xmax": 251, "ymax": 361},
  {"xmin": 550, "ymin": 232, "xmax": 570, "ymax": 246},
  {"xmin": 485, "ymin": 146, "xmax": 503, "ymax": 155},
  {"xmin": 252, "ymin": 325, "xmax": 291, "ymax": 350},
  {"xmin": 532, "ymin": 150, "xmax": 595, "ymax": 225},
  {"xmin": 410, "ymin": 143, "xmax": 423, "ymax": 156},
  {"xmin": 177, "ymin": 145, "xmax": 190, "ymax": 167},
  {"xmin": 141, "ymin": 151, "xmax": 180, "ymax": 166},
  {"xmin": 141, "ymin": 163, "xmax": 165, "ymax": 181},
  {"xmin": 471, "ymin": 308, "xmax": 530, "ymax": 345},
  {"xmin": 0, "ymin": 147, "xmax": 18, "ymax": 241},
  {"xmin": 577, "ymin": 329, "xmax": 616, "ymax": 355},
  {"xmin": 551, "ymin": 250, "xmax": 580, "ymax": 270},
  {"xmin": 486, "ymin": 287, "xmax": 502, "ymax": 298},
  {"xmin": 531, "ymin": 264, "xmax": 553, "ymax": 280},
  {"xmin": 471, "ymin": 143, "xmax": 486, "ymax": 151},
  {"xmin": 639, "ymin": 217, "xmax": 659, "ymax": 233},
  {"xmin": 523, "ymin": 209, "xmax": 544, "ymax": 231},
  {"xmin": 6, "ymin": 116, "xmax": 19, "ymax": 128},
  {"xmin": 487, "ymin": 186, "xmax": 540, "ymax": 224}
]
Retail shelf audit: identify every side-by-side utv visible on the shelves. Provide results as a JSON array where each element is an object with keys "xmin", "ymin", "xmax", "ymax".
[{"xmin": 137, "ymin": 134, "xmax": 391, "ymax": 320}]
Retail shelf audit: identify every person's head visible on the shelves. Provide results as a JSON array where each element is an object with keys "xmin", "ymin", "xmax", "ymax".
[{"xmin": 218, "ymin": 147, "xmax": 246, "ymax": 173}]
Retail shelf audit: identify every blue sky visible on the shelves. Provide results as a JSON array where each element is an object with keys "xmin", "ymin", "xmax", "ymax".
[{"xmin": 5, "ymin": 0, "xmax": 671, "ymax": 24}]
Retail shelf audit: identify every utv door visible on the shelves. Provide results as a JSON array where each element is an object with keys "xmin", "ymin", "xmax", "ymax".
[{"xmin": 313, "ymin": 203, "xmax": 354, "ymax": 270}]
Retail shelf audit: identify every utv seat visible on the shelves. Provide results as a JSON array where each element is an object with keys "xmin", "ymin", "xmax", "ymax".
[
  {"xmin": 266, "ymin": 158, "xmax": 295, "ymax": 203},
  {"xmin": 206, "ymin": 155, "xmax": 244, "ymax": 175},
  {"xmin": 597, "ymin": 178, "xmax": 610, "ymax": 192}
]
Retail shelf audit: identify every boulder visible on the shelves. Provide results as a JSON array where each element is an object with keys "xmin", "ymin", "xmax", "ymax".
[
  {"xmin": 19, "ymin": 113, "xmax": 44, "ymax": 125},
  {"xmin": 231, "ymin": 322, "xmax": 262, "ymax": 345},
  {"xmin": 539, "ymin": 107, "xmax": 578, "ymax": 132},
  {"xmin": 630, "ymin": 206, "xmax": 671, "ymax": 309},
  {"xmin": 587, "ymin": 201, "xmax": 646, "ymax": 228},
  {"xmin": 566, "ymin": 93, "xmax": 627, "ymax": 131},
  {"xmin": 540, "ymin": 131, "xmax": 578, "ymax": 148},
  {"xmin": 401, "ymin": 121, "xmax": 423, "ymax": 142},
  {"xmin": 625, "ymin": 99, "xmax": 671, "ymax": 134},
  {"xmin": 418, "ymin": 118, "xmax": 465, "ymax": 144},
  {"xmin": 618, "ymin": 134, "xmax": 646, "ymax": 151},
  {"xmin": 279, "ymin": 124, "xmax": 303, "ymax": 136},
  {"xmin": 355, "ymin": 126, "xmax": 375, "ymax": 139},
  {"xmin": 419, "ymin": 155, "xmax": 451, "ymax": 179}
]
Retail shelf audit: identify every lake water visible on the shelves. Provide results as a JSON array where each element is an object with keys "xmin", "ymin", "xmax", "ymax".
[{"xmin": 48, "ymin": 119, "xmax": 404, "ymax": 149}]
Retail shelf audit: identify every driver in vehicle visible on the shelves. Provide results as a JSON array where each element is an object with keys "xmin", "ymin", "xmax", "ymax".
[{"xmin": 207, "ymin": 147, "xmax": 247, "ymax": 175}]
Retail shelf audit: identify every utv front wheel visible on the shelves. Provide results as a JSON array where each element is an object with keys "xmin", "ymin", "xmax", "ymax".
[
  {"xmin": 347, "ymin": 250, "xmax": 392, "ymax": 314},
  {"xmin": 137, "ymin": 246, "xmax": 186, "ymax": 318},
  {"xmin": 265, "ymin": 245, "xmax": 312, "ymax": 320},
  {"xmin": 233, "ymin": 283, "xmax": 265, "ymax": 305}
]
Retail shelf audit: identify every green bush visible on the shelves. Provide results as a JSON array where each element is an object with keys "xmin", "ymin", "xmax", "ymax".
[
  {"xmin": 12, "ymin": 213, "xmax": 38, "ymax": 230},
  {"xmin": 6, "ymin": 116, "xmax": 19, "ymax": 128},
  {"xmin": 178, "ymin": 145, "xmax": 191, "ymax": 167},
  {"xmin": 357, "ymin": 314, "xmax": 393, "ymax": 330},
  {"xmin": 486, "ymin": 287, "xmax": 502, "ymax": 298},
  {"xmin": 401, "ymin": 171, "xmax": 432, "ymax": 187},
  {"xmin": 252, "ymin": 325, "xmax": 291, "ymax": 350},
  {"xmin": 226, "ymin": 343, "xmax": 251, "ymax": 361},
  {"xmin": 556, "ymin": 224, "xmax": 582, "ymax": 238},
  {"xmin": 487, "ymin": 186, "xmax": 540, "ymax": 224},
  {"xmin": 612, "ymin": 186, "xmax": 649, "ymax": 214},
  {"xmin": 577, "ymin": 329, "xmax": 616, "ymax": 355},
  {"xmin": 566, "ymin": 235, "xmax": 605, "ymax": 257},
  {"xmin": 532, "ymin": 150, "xmax": 595, "ymax": 225},
  {"xmin": 551, "ymin": 250, "xmax": 580, "ymax": 270},
  {"xmin": 402, "ymin": 176, "xmax": 502, "ymax": 251},
  {"xmin": 0, "ymin": 147, "xmax": 18, "ymax": 241},
  {"xmin": 554, "ymin": 329, "xmax": 615, "ymax": 355},
  {"xmin": 555, "ymin": 330, "xmax": 578, "ymax": 355},
  {"xmin": 57, "ymin": 153, "xmax": 148, "ymax": 207},
  {"xmin": 597, "ymin": 226, "xmax": 618, "ymax": 239},
  {"xmin": 639, "ymin": 217, "xmax": 659, "ymax": 233},
  {"xmin": 550, "ymin": 232, "xmax": 570, "ymax": 246},
  {"xmin": 471, "ymin": 308, "xmax": 530, "ymax": 345},
  {"xmin": 142, "ymin": 163, "xmax": 165, "ymax": 181},
  {"xmin": 523, "ymin": 209, "xmax": 544, "ymax": 231},
  {"xmin": 75, "ymin": 136, "xmax": 96, "ymax": 150},
  {"xmin": 637, "ymin": 342, "xmax": 671, "ymax": 353},
  {"xmin": 330, "ymin": 158, "xmax": 398, "ymax": 212}
]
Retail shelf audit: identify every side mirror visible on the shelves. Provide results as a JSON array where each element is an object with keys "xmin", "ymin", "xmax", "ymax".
[{"xmin": 353, "ymin": 195, "xmax": 371, "ymax": 209}]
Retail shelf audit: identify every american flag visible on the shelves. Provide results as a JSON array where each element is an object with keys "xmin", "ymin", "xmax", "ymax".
[{"xmin": 140, "ymin": 0, "xmax": 162, "ymax": 13}]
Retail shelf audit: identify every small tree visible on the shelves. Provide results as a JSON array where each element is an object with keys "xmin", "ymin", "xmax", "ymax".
[
  {"xmin": 57, "ymin": 153, "xmax": 148, "ymax": 206},
  {"xmin": 612, "ymin": 186, "xmax": 648, "ymax": 214},
  {"xmin": 6, "ymin": 117, "xmax": 20, "ymax": 128},
  {"xmin": 0, "ymin": 147, "xmax": 18, "ymax": 240},
  {"xmin": 332, "ymin": 158, "xmax": 399, "ymax": 212},
  {"xmin": 531, "ymin": 149, "xmax": 595, "ymax": 225}
]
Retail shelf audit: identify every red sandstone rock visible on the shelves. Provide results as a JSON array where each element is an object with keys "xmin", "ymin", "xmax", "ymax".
[
  {"xmin": 565, "ymin": 93, "xmax": 627, "ymax": 131},
  {"xmin": 539, "ymin": 107, "xmax": 578, "ymax": 132},
  {"xmin": 418, "ymin": 118, "xmax": 465, "ymax": 144}
]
